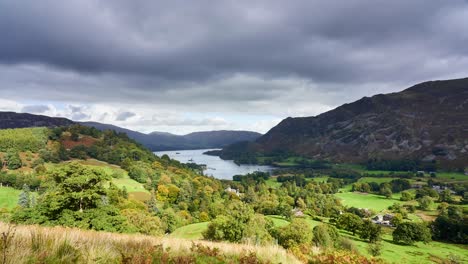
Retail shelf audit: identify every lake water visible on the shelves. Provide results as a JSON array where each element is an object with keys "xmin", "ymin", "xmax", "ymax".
[{"xmin": 154, "ymin": 149, "xmax": 273, "ymax": 180}]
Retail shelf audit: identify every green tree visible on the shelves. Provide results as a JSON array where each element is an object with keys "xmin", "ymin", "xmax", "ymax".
[
  {"xmin": 417, "ymin": 196, "xmax": 433, "ymax": 210},
  {"xmin": 203, "ymin": 201, "xmax": 255, "ymax": 242},
  {"xmin": 274, "ymin": 218, "xmax": 312, "ymax": 249},
  {"xmin": 391, "ymin": 213, "xmax": 403, "ymax": 227},
  {"xmin": 336, "ymin": 213, "xmax": 363, "ymax": 235},
  {"xmin": 146, "ymin": 189, "xmax": 159, "ymax": 214},
  {"xmin": 6, "ymin": 149, "xmax": 22, "ymax": 170},
  {"xmin": 18, "ymin": 184, "xmax": 31, "ymax": 208},
  {"xmin": 380, "ymin": 187, "xmax": 393, "ymax": 199},
  {"xmin": 11, "ymin": 162, "xmax": 131, "ymax": 233},
  {"xmin": 438, "ymin": 189, "xmax": 453, "ymax": 203},
  {"xmin": 400, "ymin": 191, "xmax": 413, "ymax": 201},
  {"xmin": 48, "ymin": 162, "xmax": 109, "ymax": 212},
  {"xmin": 359, "ymin": 219, "xmax": 381, "ymax": 242},
  {"xmin": 392, "ymin": 222, "xmax": 431, "ymax": 245}
]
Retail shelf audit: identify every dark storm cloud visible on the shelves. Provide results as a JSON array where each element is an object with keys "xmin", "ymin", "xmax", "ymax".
[
  {"xmin": 1, "ymin": 0, "xmax": 467, "ymax": 84},
  {"xmin": 0, "ymin": 0, "xmax": 468, "ymax": 118}
]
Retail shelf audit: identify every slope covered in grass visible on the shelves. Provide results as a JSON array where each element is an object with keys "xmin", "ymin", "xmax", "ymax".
[
  {"xmin": 0, "ymin": 222, "xmax": 300, "ymax": 264},
  {"xmin": 170, "ymin": 222, "xmax": 209, "ymax": 240},
  {"xmin": 0, "ymin": 187, "xmax": 21, "ymax": 210}
]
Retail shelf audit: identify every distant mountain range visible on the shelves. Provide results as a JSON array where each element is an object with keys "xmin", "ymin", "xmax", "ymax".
[
  {"xmin": 0, "ymin": 112, "xmax": 262, "ymax": 151},
  {"xmin": 219, "ymin": 77, "xmax": 468, "ymax": 169},
  {"xmin": 81, "ymin": 121, "xmax": 261, "ymax": 151}
]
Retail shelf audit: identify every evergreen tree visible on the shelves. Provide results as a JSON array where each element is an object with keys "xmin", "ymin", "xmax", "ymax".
[
  {"xmin": 147, "ymin": 189, "xmax": 159, "ymax": 214},
  {"xmin": 18, "ymin": 184, "xmax": 31, "ymax": 208}
]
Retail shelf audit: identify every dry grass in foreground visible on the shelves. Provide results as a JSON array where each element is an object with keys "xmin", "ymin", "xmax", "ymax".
[{"xmin": 0, "ymin": 222, "xmax": 301, "ymax": 264}]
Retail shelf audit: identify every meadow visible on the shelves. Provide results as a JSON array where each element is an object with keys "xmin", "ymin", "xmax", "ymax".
[
  {"xmin": 169, "ymin": 222, "xmax": 209, "ymax": 239},
  {"xmin": 342, "ymin": 231, "xmax": 468, "ymax": 264},
  {"xmin": 0, "ymin": 222, "xmax": 300, "ymax": 264},
  {"xmin": 335, "ymin": 191, "xmax": 401, "ymax": 212},
  {"xmin": 0, "ymin": 187, "xmax": 20, "ymax": 210}
]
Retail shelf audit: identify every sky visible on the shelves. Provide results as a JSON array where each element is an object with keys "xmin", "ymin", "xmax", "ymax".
[{"xmin": 1, "ymin": 0, "xmax": 468, "ymax": 135}]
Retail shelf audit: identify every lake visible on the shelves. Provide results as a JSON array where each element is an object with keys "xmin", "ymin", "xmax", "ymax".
[{"xmin": 154, "ymin": 149, "xmax": 273, "ymax": 180}]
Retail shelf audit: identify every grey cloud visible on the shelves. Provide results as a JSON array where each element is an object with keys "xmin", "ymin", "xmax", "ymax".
[
  {"xmin": 71, "ymin": 112, "xmax": 90, "ymax": 121},
  {"xmin": 67, "ymin": 105, "xmax": 90, "ymax": 120},
  {"xmin": 21, "ymin": 104, "xmax": 50, "ymax": 114},
  {"xmin": 116, "ymin": 111, "xmax": 136, "ymax": 121},
  {"xmin": 0, "ymin": 0, "xmax": 468, "ymax": 127},
  {"xmin": 1, "ymin": 0, "xmax": 467, "ymax": 85}
]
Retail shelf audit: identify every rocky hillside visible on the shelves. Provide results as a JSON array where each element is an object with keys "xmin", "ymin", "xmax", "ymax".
[
  {"xmin": 223, "ymin": 77, "xmax": 468, "ymax": 168},
  {"xmin": 0, "ymin": 112, "xmax": 74, "ymax": 129}
]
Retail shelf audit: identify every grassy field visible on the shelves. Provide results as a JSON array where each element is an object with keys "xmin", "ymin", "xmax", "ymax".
[
  {"xmin": 266, "ymin": 215, "xmax": 290, "ymax": 227},
  {"xmin": 342, "ymin": 231, "xmax": 468, "ymax": 264},
  {"xmin": 0, "ymin": 187, "xmax": 21, "ymax": 210},
  {"xmin": 170, "ymin": 222, "xmax": 209, "ymax": 240},
  {"xmin": 335, "ymin": 191, "xmax": 401, "ymax": 211},
  {"xmin": 112, "ymin": 178, "xmax": 148, "ymax": 193},
  {"xmin": 435, "ymin": 171, "xmax": 468, "ymax": 181},
  {"xmin": 357, "ymin": 177, "xmax": 397, "ymax": 184},
  {"xmin": 265, "ymin": 178, "xmax": 282, "ymax": 188}
]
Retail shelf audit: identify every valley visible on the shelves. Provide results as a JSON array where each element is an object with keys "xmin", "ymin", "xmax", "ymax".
[{"xmin": 0, "ymin": 78, "xmax": 467, "ymax": 264}]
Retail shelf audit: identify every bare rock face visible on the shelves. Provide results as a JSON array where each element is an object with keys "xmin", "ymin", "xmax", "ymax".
[{"xmin": 226, "ymin": 77, "xmax": 468, "ymax": 168}]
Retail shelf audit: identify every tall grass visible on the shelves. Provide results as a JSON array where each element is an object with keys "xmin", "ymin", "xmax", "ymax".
[{"xmin": 0, "ymin": 222, "xmax": 300, "ymax": 264}]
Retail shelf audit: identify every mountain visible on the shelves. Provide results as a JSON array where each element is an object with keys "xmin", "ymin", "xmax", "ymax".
[
  {"xmin": 219, "ymin": 77, "xmax": 468, "ymax": 169},
  {"xmin": 0, "ymin": 112, "xmax": 261, "ymax": 151},
  {"xmin": 82, "ymin": 121, "xmax": 261, "ymax": 151},
  {"xmin": 183, "ymin": 130, "xmax": 263, "ymax": 149},
  {"xmin": 0, "ymin": 112, "xmax": 74, "ymax": 129},
  {"xmin": 81, "ymin": 121, "xmax": 190, "ymax": 150}
]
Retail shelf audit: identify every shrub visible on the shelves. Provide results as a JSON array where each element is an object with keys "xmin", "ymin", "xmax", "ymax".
[
  {"xmin": 337, "ymin": 237, "xmax": 357, "ymax": 252},
  {"xmin": 367, "ymin": 241, "xmax": 383, "ymax": 257},
  {"xmin": 5, "ymin": 150, "xmax": 22, "ymax": 170},
  {"xmin": 273, "ymin": 218, "xmax": 312, "ymax": 249},
  {"xmin": 312, "ymin": 224, "xmax": 340, "ymax": 248}
]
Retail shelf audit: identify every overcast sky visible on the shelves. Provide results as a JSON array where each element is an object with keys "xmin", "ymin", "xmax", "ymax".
[{"xmin": 1, "ymin": 0, "xmax": 468, "ymax": 134}]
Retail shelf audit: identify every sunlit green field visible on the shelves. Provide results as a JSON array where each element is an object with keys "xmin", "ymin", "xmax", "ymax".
[
  {"xmin": 335, "ymin": 191, "xmax": 401, "ymax": 211},
  {"xmin": 342, "ymin": 231, "xmax": 468, "ymax": 264},
  {"xmin": 170, "ymin": 222, "xmax": 209, "ymax": 239},
  {"xmin": 357, "ymin": 177, "xmax": 396, "ymax": 184},
  {"xmin": 0, "ymin": 187, "xmax": 21, "ymax": 210},
  {"xmin": 266, "ymin": 215, "xmax": 290, "ymax": 227},
  {"xmin": 112, "ymin": 178, "xmax": 149, "ymax": 193}
]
